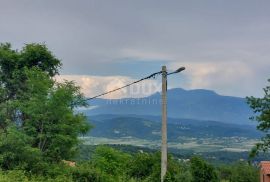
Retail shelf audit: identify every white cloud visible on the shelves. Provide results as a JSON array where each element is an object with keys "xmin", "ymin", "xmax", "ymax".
[
  {"xmin": 56, "ymin": 59, "xmax": 268, "ymax": 99},
  {"xmin": 168, "ymin": 61, "xmax": 266, "ymax": 97},
  {"xmin": 55, "ymin": 75, "xmax": 160, "ymax": 99}
]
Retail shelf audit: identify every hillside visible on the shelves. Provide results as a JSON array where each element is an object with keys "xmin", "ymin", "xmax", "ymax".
[
  {"xmin": 84, "ymin": 88, "xmax": 253, "ymax": 125},
  {"xmin": 86, "ymin": 115, "xmax": 260, "ymax": 140}
]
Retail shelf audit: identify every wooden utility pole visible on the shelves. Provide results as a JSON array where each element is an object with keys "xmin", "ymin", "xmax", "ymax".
[
  {"xmin": 86, "ymin": 64, "xmax": 184, "ymax": 182},
  {"xmin": 161, "ymin": 66, "xmax": 167, "ymax": 182}
]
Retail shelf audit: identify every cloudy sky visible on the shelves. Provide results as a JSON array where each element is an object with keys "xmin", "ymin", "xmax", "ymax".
[{"xmin": 1, "ymin": 0, "xmax": 269, "ymax": 98}]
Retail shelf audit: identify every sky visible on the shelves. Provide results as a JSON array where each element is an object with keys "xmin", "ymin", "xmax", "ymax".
[{"xmin": 0, "ymin": 0, "xmax": 269, "ymax": 98}]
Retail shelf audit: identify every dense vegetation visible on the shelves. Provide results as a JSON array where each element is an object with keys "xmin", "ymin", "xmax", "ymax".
[
  {"xmin": 247, "ymin": 79, "xmax": 270, "ymax": 158},
  {"xmin": 0, "ymin": 43, "xmax": 263, "ymax": 181},
  {"xmin": 0, "ymin": 43, "xmax": 90, "ymax": 181},
  {"xmin": 77, "ymin": 144, "xmax": 270, "ymax": 165},
  {"xmin": 0, "ymin": 144, "xmax": 260, "ymax": 182}
]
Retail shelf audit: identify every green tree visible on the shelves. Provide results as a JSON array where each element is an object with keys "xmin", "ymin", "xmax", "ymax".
[
  {"xmin": 217, "ymin": 164, "xmax": 233, "ymax": 181},
  {"xmin": 92, "ymin": 146, "xmax": 131, "ymax": 177},
  {"xmin": 0, "ymin": 43, "xmax": 90, "ymax": 174},
  {"xmin": 0, "ymin": 125, "xmax": 43, "ymax": 172},
  {"xmin": 71, "ymin": 162, "xmax": 112, "ymax": 182},
  {"xmin": 127, "ymin": 152, "xmax": 183, "ymax": 182},
  {"xmin": 190, "ymin": 156, "xmax": 218, "ymax": 182},
  {"xmin": 0, "ymin": 43, "xmax": 62, "ymax": 130},
  {"xmin": 247, "ymin": 79, "xmax": 270, "ymax": 157},
  {"xmin": 229, "ymin": 162, "xmax": 259, "ymax": 182},
  {"xmin": 128, "ymin": 152, "xmax": 155, "ymax": 179},
  {"xmin": 15, "ymin": 68, "xmax": 90, "ymax": 162},
  {"xmin": 0, "ymin": 43, "xmax": 61, "ymax": 100}
]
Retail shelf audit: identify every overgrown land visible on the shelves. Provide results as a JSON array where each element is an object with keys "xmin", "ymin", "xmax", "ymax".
[{"xmin": 0, "ymin": 43, "xmax": 269, "ymax": 181}]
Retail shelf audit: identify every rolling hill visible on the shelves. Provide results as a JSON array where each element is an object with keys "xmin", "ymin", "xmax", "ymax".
[
  {"xmin": 83, "ymin": 88, "xmax": 253, "ymax": 125},
  {"xmin": 86, "ymin": 115, "xmax": 261, "ymax": 141}
]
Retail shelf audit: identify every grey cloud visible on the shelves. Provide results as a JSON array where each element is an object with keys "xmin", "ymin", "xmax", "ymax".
[{"xmin": 0, "ymin": 0, "xmax": 269, "ymax": 97}]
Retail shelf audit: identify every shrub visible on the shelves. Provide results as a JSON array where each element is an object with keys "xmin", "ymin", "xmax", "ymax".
[{"xmin": 190, "ymin": 156, "xmax": 219, "ymax": 182}]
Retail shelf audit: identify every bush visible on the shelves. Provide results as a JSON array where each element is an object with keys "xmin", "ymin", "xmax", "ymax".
[
  {"xmin": 190, "ymin": 156, "xmax": 219, "ymax": 182},
  {"xmin": 92, "ymin": 146, "xmax": 131, "ymax": 177},
  {"xmin": 229, "ymin": 162, "xmax": 259, "ymax": 182},
  {"xmin": 71, "ymin": 162, "xmax": 111, "ymax": 182},
  {"xmin": 0, "ymin": 126, "xmax": 45, "ymax": 173},
  {"xmin": 0, "ymin": 170, "xmax": 29, "ymax": 182},
  {"xmin": 127, "ymin": 152, "xmax": 184, "ymax": 182},
  {"xmin": 128, "ymin": 152, "xmax": 155, "ymax": 179},
  {"xmin": 0, "ymin": 170, "xmax": 73, "ymax": 182}
]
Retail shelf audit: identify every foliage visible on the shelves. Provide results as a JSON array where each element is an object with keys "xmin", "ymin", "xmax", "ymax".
[
  {"xmin": 16, "ymin": 68, "xmax": 90, "ymax": 162},
  {"xmin": 228, "ymin": 162, "xmax": 259, "ymax": 182},
  {"xmin": 0, "ymin": 43, "xmax": 90, "ymax": 177},
  {"xmin": 247, "ymin": 79, "xmax": 270, "ymax": 157},
  {"xmin": 71, "ymin": 162, "xmax": 112, "ymax": 182},
  {"xmin": 0, "ymin": 43, "xmax": 61, "ymax": 102},
  {"xmin": 92, "ymin": 146, "xmax": 131, "ymax": 178},
  {"xmin": 75, "ymin": 144, "xmax": 262, "ymax": 182},
  {"xmin": 190, "ymin": 156, "xmax": 219, "ymax": 182},
  {"xmin": 0, "ymin": 169, "xmax": 73, "ymax": 182},
  {"xmin": 0, "ymin": 145, "xmax": 261, "ymax": 182},
  {"xmin": 127, "ymin": 152, "xmax": 184, "ymax": 182},
  {"xmin": 127, "ymin": 152, "xmax": 156, "ymax": 179},
  {"xmin": 0, "ymin": 126, "xmax": 44, "ymax": 172}
]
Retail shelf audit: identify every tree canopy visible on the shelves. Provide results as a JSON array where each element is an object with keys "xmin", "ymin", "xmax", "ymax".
[
  {"xmin": 190, "ymin": 156, "xmax": 218, "ymax": 182},
  {"xmin": 247, "ymin": 79, "xmax": 270, "ymax": 157},
  {"xmin": 0, "ymin": 43, "xmax": 89, "ymax": 172},
  {"xmin": 0, "ymin": 43, "xmax": 61, "ymax": 101}
]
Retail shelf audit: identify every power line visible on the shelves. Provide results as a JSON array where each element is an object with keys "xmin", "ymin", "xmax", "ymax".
[{"xmin": 86, "ymin": 70, "xmax": 163, "ymax": 101}]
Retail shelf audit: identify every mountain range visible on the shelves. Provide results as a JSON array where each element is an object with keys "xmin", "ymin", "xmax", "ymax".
[{"xmin": 83, "ymin": 88, "xmax": 254, "ymax": 125}]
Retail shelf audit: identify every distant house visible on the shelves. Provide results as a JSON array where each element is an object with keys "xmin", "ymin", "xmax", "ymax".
[{"xmin": 260, "ymin": 161, "xmax": 270, "ymax": 182}]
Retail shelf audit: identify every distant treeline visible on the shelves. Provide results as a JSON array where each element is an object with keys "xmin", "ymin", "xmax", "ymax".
[{"xmin": 77, "ymin": 144, "xmax": 270, "ymax": 165}]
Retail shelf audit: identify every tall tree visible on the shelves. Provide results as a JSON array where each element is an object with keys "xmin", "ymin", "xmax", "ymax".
[
  {"xmin": 0, "ymin": 43, "xmax": 90, "ymax": 170},
  {"xmin": 190, "ymin": 156, "xmax": 218, "ymax": 182},
  {"xmin": 16, "ymin": 68, "xmax": 90, "ymax": 162},
  {"xmin": 0, "ymin": 43, "xmax": 61, "ymax": 100},
  {"xmin": 247, "ymin": 79, "xmax": 270, "ymax": 157},
  {"xmin": 0, "ymin": 43, "xmax": 62, "ymax": 129}
]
